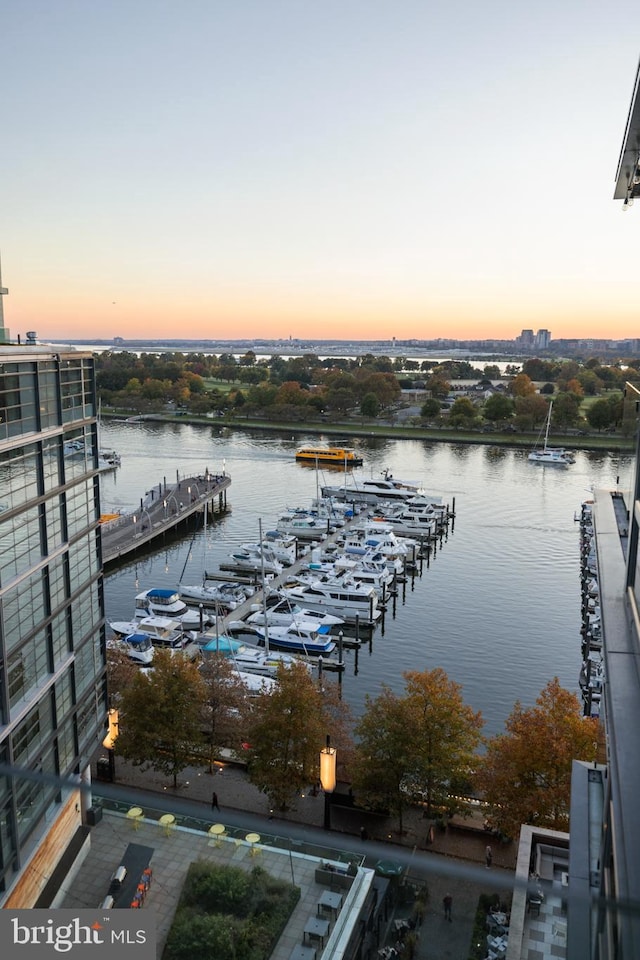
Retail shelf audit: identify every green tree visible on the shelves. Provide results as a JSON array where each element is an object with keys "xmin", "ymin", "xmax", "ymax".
[
  {"xmin": 116, "ymin": 650, "xmax": 205, "ymax": 788},
  {"xmin": 420, "ymin": 397, "xmax": 441, "ymax": 419},
  {"xmin": 551, "ymin": 391, "xmax": 582, "ymax": 427},
  {"xmin": 360, "ymin": 392, "xmax": 380, "ymax": 417},
  {"xmin": 586, "ymin": 398, "xmax": 616, "ymax": 431},
  {"xmin": 476, "ymin": 678, "xmax": 599, "ymax": 838},
  {"xmin": 483, "ymin": 394, "xmax": 514, "ymax": 421},
  {"xmin": 448, "ymin": 396, "xmax": 479, "ymax": 428}
]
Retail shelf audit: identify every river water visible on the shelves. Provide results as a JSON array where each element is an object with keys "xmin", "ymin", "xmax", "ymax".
[{"xmin": 99, "ymin": 419, "xmax": 632, "ymax": 738}]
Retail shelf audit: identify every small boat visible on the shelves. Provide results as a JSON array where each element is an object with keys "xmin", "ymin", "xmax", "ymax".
[
  {"xmin": 199, "ymin": 635, "xmax": 310, "ymax": 676},
  {"xmin": 179, "ymin": 580, "xmax": 249, "ymax": 609},
  {"xmin": 225, "ymin": 620, "xmax": 337, "ymax": 655},
  {"xmin": 276, "ymin": 514, "xmax": 331, "ymax": 539},
  {"xmin": 295, "ymin": 446, "xmax": 363, "ymax": 466},
  {"xmin": 107, "ymin": 633, "xmax": 155, "ymax": 666},
  {"xmin": 111, "ymin": 616, "xmax": 200, "ymax": 659},
  {"xmin": 528, "ymin": 402, "xmax": 575, "ymax": 466},
  {"xmin": 135, "ymin": 588, "xmax": 189, "ymax": 619},
  {"xmin": 243, "ymin": 593, "xmax": 344, "ymax": 628},
  {"xmin": 224, "ymin": 549, "xmax": 283, "ymax": 576},
  {"xmin": 254, "ymin": 622, "xmax": 337, "ymax": 656},
  {"xmin": 280, "ymin": 578, "xmax": 380, "ymax": 624}
]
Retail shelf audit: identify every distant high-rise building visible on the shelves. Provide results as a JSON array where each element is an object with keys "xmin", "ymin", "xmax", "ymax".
[
  {"xmin": 0, "ymin": 344, "xmax": 107, "ymax": 905},
  {"xmin": 0, "ymin": 255, "xmax": 9, "ymax": 344},
  {"xmin": 535, "ymin": 328, "xmax": 551, "ymax": 349},
  {"xmin": 516, "ymin": 329, "xmax": 535, "ymax": 348}
]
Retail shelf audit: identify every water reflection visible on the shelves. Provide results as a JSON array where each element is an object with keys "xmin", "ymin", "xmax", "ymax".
[{"xmin": 100, "ymin": 420, "xmax": 632, "ymax": 737}]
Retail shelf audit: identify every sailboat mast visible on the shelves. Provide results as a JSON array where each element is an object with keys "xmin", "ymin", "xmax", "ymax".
[
  {"xmin": 258, "ymin": 517, "xmax": 269, "ymax": 655},
  {"xmin": 544, "ymin": 401, "xmax": 553, "ymax": 451}
]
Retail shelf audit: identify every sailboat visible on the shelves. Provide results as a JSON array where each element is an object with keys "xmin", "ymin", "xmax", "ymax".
[{"xmin": 528, "ymin": 401, "xmax": 575, "ymax": 466}]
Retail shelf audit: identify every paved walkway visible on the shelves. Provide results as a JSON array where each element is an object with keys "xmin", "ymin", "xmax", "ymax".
[{"xmin": 89, "ymin": 755, "xmax": 516, "ymax": 959}]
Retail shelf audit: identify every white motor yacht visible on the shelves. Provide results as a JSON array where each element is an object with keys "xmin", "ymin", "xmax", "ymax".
[
  {"xmin": 243, "ymin": 593, "xmax": 344, "ymax": 629},
  {"xmin": 107, "ymin": 633, "xmax": 155, "ymax": 666},
  {"xmin": 281, "ymin": 578, "xmax": 380, "ymax": 624},
  {"xmin": 179, "ymin": 581, "xmax": 249, "ymax": 609}
]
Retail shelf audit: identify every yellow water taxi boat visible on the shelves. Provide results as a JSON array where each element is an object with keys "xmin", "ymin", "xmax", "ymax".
[{"xmin": 295, "ymin": 446, "xmax": 363, "ymax": 466}]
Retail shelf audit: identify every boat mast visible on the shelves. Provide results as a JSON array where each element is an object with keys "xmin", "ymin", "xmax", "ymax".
[
  {"xmin": 258, "ymin": 517, "xmax": 269, "ymax": 655},
  {"xmin": 544, "ymin": 401, "xmax": 553, "ymax": 452}
]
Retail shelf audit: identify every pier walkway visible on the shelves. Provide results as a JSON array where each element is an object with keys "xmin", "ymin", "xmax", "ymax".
[{"xmin": 101, "ymin": 469, "xmax": 230, "ymax": 567}]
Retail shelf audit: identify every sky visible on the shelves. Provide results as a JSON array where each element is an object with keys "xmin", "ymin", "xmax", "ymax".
[{"xmin": 2, "ymin": 1, "xmax": 639, "ymax": 343}]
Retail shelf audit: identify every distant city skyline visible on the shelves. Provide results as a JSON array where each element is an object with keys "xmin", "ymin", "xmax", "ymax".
[{"xmin": 2, "ymin": 3, "xmax": 639, "ymax": 342}]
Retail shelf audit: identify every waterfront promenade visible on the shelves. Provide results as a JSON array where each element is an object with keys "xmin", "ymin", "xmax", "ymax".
[{"xmin": 101, "ymin": 469, "xmax": 230, "ymax": 566}]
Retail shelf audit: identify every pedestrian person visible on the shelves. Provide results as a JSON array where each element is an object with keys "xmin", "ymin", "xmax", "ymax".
[
  {"xmin": 211, "ymin": 791, "xmax": 220, "ymax": 812},
  {"xmin": 443, "ymin": 893, "xmax": 453, "ymax": 921},
  {"xmin": 486, "ymin": 844, "xmax": 493, "ymax": 869},
  {"xmin": 360, "ymin": 826, "xmax": 369, "ymax": 841}
]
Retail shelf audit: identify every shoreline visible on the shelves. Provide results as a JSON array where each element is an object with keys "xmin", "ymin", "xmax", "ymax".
[{"xmin": 104, "ymin": 410, "xmax": 632, "ymax": 454}]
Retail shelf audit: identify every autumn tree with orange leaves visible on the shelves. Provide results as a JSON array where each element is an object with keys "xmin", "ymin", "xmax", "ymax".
[{"xmin": 476, "ymin": 678, "xmax": 599, "ymax": 839}]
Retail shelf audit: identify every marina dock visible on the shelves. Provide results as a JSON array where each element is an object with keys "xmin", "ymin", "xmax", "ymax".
[{"xmin": 101, "ymin": 470, "xmax": 230, "ymax": 566}]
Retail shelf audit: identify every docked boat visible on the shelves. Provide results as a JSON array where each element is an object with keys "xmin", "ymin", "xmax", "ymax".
[
  {"xmin": 528, "ymin": 402, "xmax": 575, "ymax": 466},
  {"xmin": 276, "ymin": 513, "xmax": 332, "ymax": 539},
  {"xmin": 368, "ymin": 511, "xmax": 437, "ymax": 539},
  {"xmin": 239, "ymin": 535, "xmax": 296, "ymax": 567},
  {"xmin": 243, "ymin": 593, "xmax": 345, "ymax": 629},
  {"xmin": 280, "ymin": 578, "xmax": 380, "ymax": 624},
  {"xmin": 179, "ymin": 580, "xmax": 249, "ymax": 609},
  {"xmin": 199, "ymin": 635, "xmax": 310, "ymax": 676},
  {"xmin": 135, "ymin": 588, "xmax": 189, "ymax": 619},
  {"xmin": 321, "ymin": 469, "xmax": 424, "ymax": 504},
  {"xmin": 295, "ymin": 446, "xmax": 363, "ymax": 466},
  {"xmin": 225, "ymin": 619, "xmax": 337, "ymax": 655},
  {"xmin": 254, "ymin": 622, "xmax": 337, "ymax": 655},
  {"xmin": 107, "ymin": 633, "xmax": 155, "ymax": 666},
  {"xmin": 224, "ymin": 548, "xmax": 283, "ymax": 576},
  {"xmin": 111, "ymin": 615, "xmax": 200, "ymax": 659}
]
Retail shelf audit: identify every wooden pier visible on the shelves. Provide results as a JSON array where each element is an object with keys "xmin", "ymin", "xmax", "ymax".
[{"xmin": 101, "ymin": 470, "xmax": 230, "ymax": 567}]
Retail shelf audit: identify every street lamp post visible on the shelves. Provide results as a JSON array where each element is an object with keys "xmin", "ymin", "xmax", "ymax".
[
  {"xmin": 102, "ymin": 708, "xmax": 119, "ymax": 782},
  {"xmin": 319, "ymin": 735, "xmax": 337, "ymax": 831}
]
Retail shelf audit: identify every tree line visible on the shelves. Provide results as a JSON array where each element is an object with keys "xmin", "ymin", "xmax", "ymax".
[
  {"xmin": 96, "ymin": 350, "xmax": 640, "ymax": 433},
  {"xmin": 109, "ymin": 648, "xmax": 599, "ymax": 841}
]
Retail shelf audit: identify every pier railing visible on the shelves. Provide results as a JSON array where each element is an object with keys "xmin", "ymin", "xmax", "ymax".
[{"xmin": 101, "ymin": 469, "xmax": 231, "ymax": 567}]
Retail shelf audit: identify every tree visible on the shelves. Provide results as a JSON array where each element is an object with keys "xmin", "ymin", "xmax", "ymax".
[
  {"xmin": 483, "ymin": 364, "xmax": 501, "ymax": 380},
  {"xmin": 245, "ymin": 663, "xmax": 333, "ymax": 811},
  {"xmin": 426, "ymin": 375, "xmax": 450, "ymax": 399},
  {"xmin": 360, "ymin": 392, "xmax": 380, "ymax": 418},
  {"xmin": 116, "ymin": 650, "xmax": 206, "ymax": 788},
  {"xmin": 508, "ymin": 373, "xmax": 536, "ymax": 398},
  {"xmin": 420, "ymin": 397, "xmax": 441, "ymax": 419},
  {"xmin": 350, "ymin": 687, "xmax": 414, "ymax": 832},
  {"xmin": 199, "ymin": 654, "xmax": 250, "ymax": 772},
  {"xmin": 476, "ymin": 678, "xmax": 599, "ymax": 838},
  {"xmin": 551, "ymin": 391, "xmax": 582, "ymax": 427},
  {"xmin": 403, "ymin": 669, "xmax": 483, "ymax": 818},
  {"xmin": 351, "ymin": 670, "xmax": 483, "ymax": 831},
  {"xmin": 483, "ymin": 394, "xmax": 514, "ymax": 422},
  {"xmin": 586, "ymin": 398, "xmax": 617, "ymax": 432},
  {"xmin": 448, "ymin": 396, "xmax": 479, "ymax": 428}
]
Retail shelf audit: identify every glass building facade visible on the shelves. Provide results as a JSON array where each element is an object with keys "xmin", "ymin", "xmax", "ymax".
[{"xmin": 0, "ymin": 345, "xmax": 107, "ymax": 903}]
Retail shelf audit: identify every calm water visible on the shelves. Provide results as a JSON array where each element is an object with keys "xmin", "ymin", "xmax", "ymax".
[{"xmin": 100, "ymin": 420, "xmax": 632, "ymax": 737}]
